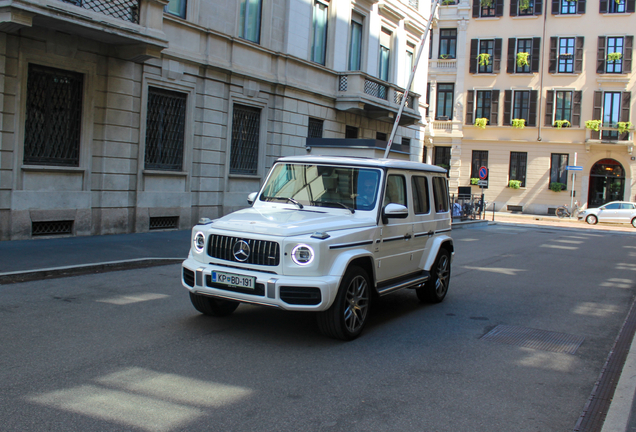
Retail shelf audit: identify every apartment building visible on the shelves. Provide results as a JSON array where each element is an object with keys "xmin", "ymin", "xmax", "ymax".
[
  {"xmin": 0, "ymin": 0, "xmax": 431, "ymax": 240},
  {"xmin": 427, "ymin": 0, "xmax": 635, "ymax": 214}
]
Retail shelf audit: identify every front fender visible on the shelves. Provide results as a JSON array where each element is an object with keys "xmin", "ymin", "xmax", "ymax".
[
  {"xmin": 421, "ymin": 235, "xmax": 454, "ymax": 271},
  {"xmin": 328, "ymin": 249, "xmax": 376, "ymax": 281}
]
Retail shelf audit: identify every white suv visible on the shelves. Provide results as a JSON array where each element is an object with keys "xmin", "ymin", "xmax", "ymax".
[{"xmin": 182, "ymin": 155, "xmax": 454, "ymax": 340}]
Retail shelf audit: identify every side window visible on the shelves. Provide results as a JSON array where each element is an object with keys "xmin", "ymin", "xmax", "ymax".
[
  {"xmin": 621, "ymin": 203, "xmax": 635, "ymax": 209},
  {"xmin": 605, "ymin": 203, "xmax": 621, "ymax": 210},
  {"xmin": 432, "ymin": 177, "xmax": 449, "ymax": 213},
  {"xmin": 412, "ymin": 176, "xmax": 430, "ymax": 214},
  {"xmin": 383, "ymin": 175, "xmax": 407, "ymax": 207}
]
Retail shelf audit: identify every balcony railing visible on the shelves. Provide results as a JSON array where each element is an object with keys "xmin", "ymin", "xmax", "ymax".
[
  {"xmin": 429, "ymin": 59, "xmax": 458, "ymax": 72},
  {"xmin": 60, "ymin": 0, "xmax": 140, "ymax": 23},
  {"xmin": 586, "ymin": 124, "xmax": 634, "ymax": 143}
]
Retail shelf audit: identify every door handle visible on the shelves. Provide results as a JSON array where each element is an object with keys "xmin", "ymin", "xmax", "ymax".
[
  {"xmin": 427, "ymin": 230, "xmax": 434, "ymax": 237},
  {"xmin": 404, "ymin": 233, "xmax": 412, "ymax": 240}
]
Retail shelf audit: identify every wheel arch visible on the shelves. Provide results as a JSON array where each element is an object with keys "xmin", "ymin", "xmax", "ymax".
[
  {"xmin": 423, "ymin": 236, "xmax": 454, "ymax": 271},
  {"xmin": 329, "ymin": 250, "xmax": 376, "ymax": 286}
]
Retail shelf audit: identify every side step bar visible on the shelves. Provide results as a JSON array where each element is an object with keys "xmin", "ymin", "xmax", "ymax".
[{"xmin": 377, "ymin": 273, "xmax": 430, "ymax": 297}]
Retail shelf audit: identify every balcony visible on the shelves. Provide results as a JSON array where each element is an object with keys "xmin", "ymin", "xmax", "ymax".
[
  {"xmin": 427, "ymin": 118, "xmax": 463, "ymax": 137},
  {"xmin": 585, "ymin": 124, "xmax": 634, "ymax": 152},
  {"xmin": 335, "ymin": 72, "xmax": 421, "ymax": 126},
  {"xmin": 0, "ymin": 0, "xmax": 169, "ymax": 62},
  {"xmin": 428, "ymin": 58, "xmax": 458, "ymax": 74}
]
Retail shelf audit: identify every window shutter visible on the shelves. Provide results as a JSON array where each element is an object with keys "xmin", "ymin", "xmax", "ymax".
[
  {"xmin": 494, "ymin": 38, "xmax": 502, "ymax": 73},
  {"xmin": 574, "ymin": 37, "xmax": 584, "ymax": 73},
  {"xmin": 577, "ymin": 0, "xmax": 586, "ymax": 13},
  {"xmin": 491, "ymin": 90, "xmax": 500, "ymax": 125},
  {"xmin": 572, "ymin": 91, "xmax": 582, "ymax": 126},
  {"xmin": 545, "ymin": 90, "xmax": 554, "ymax": 126},
  {"xmin": 628, "ymin": 0, "xmax": 635, "ymax": 13},
  {"xmin": 473, "ymin": 0, "xmax": 481, "ymax": 17},
  {"xmin": 496, "ymin": 0, "xmax": 504, "ymax": 16},
  {"xmin": 620, "ymin": 92, "xmax": 631, "ymax": 139},
  {"xmin": 597, "ymin": 36, "xmax": 606, "ymax": 74},
  {"xmin": 599, "ymin": 0, "xmax": 608, "ymax": 13},
  {"xmin": 503, "ymin": 90, "xmax": 512, "ymax": 125},
  {"xmin": 625, "ymin": 36, "xmax": 633, "ymax": 74},
  {"xmin": 531, "ymin": 37, "xmax": 541, "ymax": 72},
  {"xmin": 507, "ymin": 38, "xmax": 516, "ymax": 73},
  {"xmin": 510, "ymin": 0, "xmax": 518, "ymax": 15},
  {"xmin": 528, "ymin": 90, "xmax": 538, "ymax": 126},
  {"xmin": 549, "ymin": 37, "xmax": 558, "ymax": 73},
  {"xmin": 470, "ymin": 39, "xmax": 478, "ymax": 74},
  {"xmin": 592, "ymin": 91, "xmax": 603, "ymax": 139},
  {"xmin": 534, "ymin": 0, "xmax": 543, "ymax": 14},
  {"xmin": 466, "ymin": 90, "xmax": 475, "ymax": 125},
  {"xmin": 551, "ymin": 0, "xmax": 560, "ymax": 14}
]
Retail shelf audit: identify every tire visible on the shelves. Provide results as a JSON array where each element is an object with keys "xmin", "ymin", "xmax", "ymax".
[
  {"xmin": 586, "ymin": 214, "xmax": 598, "ymax": 225},
  {"xmin": 317, "ymin": 266, "xmax": 371, "ymax": 341},
  {"xmin": 556, "ymin": 207, "xmax": 567, "ymax": 218},
  {"xmin": 189, "ymin": 292, "xmax": 239, "ymax": 317},
  {"xmin": 417, "ymin": 249, "xmax": 451, "ymax": 303},
  {"xmin": 632, "ymin": 218, "xmax": 636, "ymax": 228}
]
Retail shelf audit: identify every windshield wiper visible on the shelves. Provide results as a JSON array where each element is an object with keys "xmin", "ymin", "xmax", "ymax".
[
  {"xmin": 262, "ymin": 196, "xmax": 303, "ymax": 209},
  {"xmin": 311, "ymin": 201, "xmax": 355, "ymax": 214}
]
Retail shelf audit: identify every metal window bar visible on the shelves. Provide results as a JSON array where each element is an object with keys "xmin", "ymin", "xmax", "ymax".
[
  {"xmin": 308, "ymin": 118, "xmax": 324, "ymax": 138},
  {"xmin": 24, "ymin": 64, "xmax": 83, "ymax": 167},
  {"xmin": 231, "ymin": 105, "xmax": 260, "ymax": 175},
  {"xmin": 364, "ymin": 79, "xmax": 388, "ymax": 100},
  {"xmin": 60, "ymin": 0, "xmax": 140, "ymax": 23},
  {"xmin": 145, "ymin": 87, "xmax": 187, "ymax": 171}
]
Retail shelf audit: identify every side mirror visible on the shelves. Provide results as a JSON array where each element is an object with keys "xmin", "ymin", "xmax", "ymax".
[
  {"xmin": 247, "ymin": 192, "xmax": 258, "ymax": 206},
  {"xmin": 382, "ymin": 203, "xmax": 408, "ymax": 224}
]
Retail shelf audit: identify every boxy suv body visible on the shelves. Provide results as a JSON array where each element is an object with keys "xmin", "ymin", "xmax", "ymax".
[{"xmin": 182, "ymin": 155, "xmax": 454, "ymax": 340}]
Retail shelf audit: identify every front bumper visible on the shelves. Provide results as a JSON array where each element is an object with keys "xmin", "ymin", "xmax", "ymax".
[{"xmin": 181, "ymin": 257, "xmax": 340, "ymax": 311}]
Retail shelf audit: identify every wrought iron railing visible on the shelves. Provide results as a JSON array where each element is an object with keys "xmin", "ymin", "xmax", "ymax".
[
  {"xmin": 364, "ymin": 79, "xmax": 388, "ymax": 100},
  {"xmin": 59, "ymin": 0, "xmax": 141, "ymax": 24}
]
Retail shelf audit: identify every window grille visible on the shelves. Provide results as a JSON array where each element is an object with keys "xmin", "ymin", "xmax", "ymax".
[
  {"xmin": 364, "ymin": 79, "xmax": 388, "ymax": 100},
  {"xmin": 231, "ymin": 105, "xmax": 261, "ymax": 175},
  {"xmin": 60, "ymin": 0, "xmax": 140, "ymax": 24},
  {"xmin": 24, "ymin": 64, "xmax": 83, "ymax": 167},
  {"xmin": 339, "ymin": 75, "xmax": 348, "ymax": 91},
  {"xmin": 149, "ymin": 216, "xmax": 179, "ymax": 230},
  {"xmin": 32, "ymin": 221, "xmax": 73, "ymax": 236},
  {"xmin": 145, "ymin": 87, "xmax": 186, "ymax": 171},
  {"xmin": 308, "ymin": 118, "xmax": 324, "ymax": 138}
]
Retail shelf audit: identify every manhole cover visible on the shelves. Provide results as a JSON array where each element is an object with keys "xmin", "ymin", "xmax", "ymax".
[{"xmin": 481, "ymin": 325, "xmax": 585, "ymax": 354}]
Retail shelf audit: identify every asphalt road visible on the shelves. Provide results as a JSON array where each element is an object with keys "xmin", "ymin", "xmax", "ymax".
[{"xmin": 1, "ymin": 224, "xmax": 635, "ymax": 431}]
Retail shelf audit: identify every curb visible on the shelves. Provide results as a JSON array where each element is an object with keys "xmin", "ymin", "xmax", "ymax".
[{"xmin": 0, "ymin": 258, "xmax": 184, "ymax": 285}]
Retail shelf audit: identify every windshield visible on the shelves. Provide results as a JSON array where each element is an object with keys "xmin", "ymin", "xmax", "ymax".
[{"xmin": 260, "ymin": 163, "xmax": 382, "ymax": 211}]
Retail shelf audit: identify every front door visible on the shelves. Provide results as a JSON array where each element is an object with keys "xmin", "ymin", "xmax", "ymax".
[{"xmin": 587, "ymin": 159, "xmax": 625, "ymax": 207}]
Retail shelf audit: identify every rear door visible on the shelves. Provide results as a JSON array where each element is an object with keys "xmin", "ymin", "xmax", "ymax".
[
  {"xmin": 617, "ymin": 203, "xmax": 636, "ymax": 223},
  {"xmin": 411, "ymin": 175, "xmax": 435, "ymax": 271}
]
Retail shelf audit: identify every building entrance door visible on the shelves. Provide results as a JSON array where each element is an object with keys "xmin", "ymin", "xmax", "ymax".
[{"xmin": 587, "ymin": 159, "xmax": 625, "ymax": 208}]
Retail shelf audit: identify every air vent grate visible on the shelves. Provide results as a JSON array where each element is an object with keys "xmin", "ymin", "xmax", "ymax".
[
  {"xmin": 32, "ymin": 220, "xmax": 73, "ymax": 237},
  {"xmin": 149, "ymin": 216, "xmax": 179, "ymax": 230}
]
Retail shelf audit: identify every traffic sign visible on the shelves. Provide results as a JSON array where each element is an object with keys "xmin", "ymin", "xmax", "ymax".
[
  {"xmin": 566, "ymin": 166, "xmax": 583, "ymax": 171},
  {"xmin": 477, "ymin": 180, "xmax": 488, "ymax": 187},
  {"xmin": 478, "ymin": 166, "xmax": 488, "ymax": 180}
]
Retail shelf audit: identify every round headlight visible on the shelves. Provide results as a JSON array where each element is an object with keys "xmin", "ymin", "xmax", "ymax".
[
  {"xmin": 193, "ymin": 231, "xmax": 206, "ymax": 253},
  {"xmin": 291, "ymin": 244, "xmax": 314, "ymax": 266}
]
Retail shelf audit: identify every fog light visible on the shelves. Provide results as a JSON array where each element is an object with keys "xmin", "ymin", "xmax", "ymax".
[{"xmin": 291, "ymin": 244, "xmax": 314, "ymax": 265}]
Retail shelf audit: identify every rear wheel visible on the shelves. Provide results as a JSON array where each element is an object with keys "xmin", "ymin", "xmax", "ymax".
[
  {"xmin": 417, "ymin": 249, "xmax": 451, "ymax": 303},
  {"xmin": 189, "ymin": 292, "xmax": 239, "ymax": 317},
  {"xmin": 556, "ymin": 207, "xmax": 567, "ymax": 218},
  {"xmin": 586, "ymin": 214, "xmax": 598, "ymax": 225},
  {"xmin": 317, "ymin": 266, "xmax": 370, "ymax": 341},
  {"xmin": 632, "ymin": 218, "xmax": 636, "ymax": 228}
]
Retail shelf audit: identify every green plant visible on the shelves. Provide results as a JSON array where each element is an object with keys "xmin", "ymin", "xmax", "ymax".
[
  {"xmin": 617, "ymin": 121, "xmax": 632, "ymax": 134},
  {"xmin": 439, "ymin": 54, "xmax": 449, "ymax": 59},
  {"xmin": 480, "ymin": 0, "xmax": 494, "ymax": 6},
  {"xmin": 477, "ymin": 53, "xmax": 490, "ymax": 66},
  {"xmin": 471, "ymin": 178, "xmax": 480, "ymax": 185},
  {"xmin": 519, "ymin": 0, "xmax": 531, "ymax": 10},
  {"xmin": 585, "ymin": 119, "xmax": 602, "ymax": 131},
  {"xmin": 511, "ymin": 118, "xmax": 526, "ymax": 129},
  {"xmin": 516, "ymin": 52, "xmax": 530, "ymax": 67},
  {"xmin": 438, "ymin": 163, "xmax": 450, "ymax": 170},
  {"xmin": 553, "ymin": 120, "xmax": 571, "ymax": 129},
  {"xmin": 508, "ymin": 180, "xmax": 522, "ymax": 189},
  {"xmin": 607, "ymin": 52, "xmax": 622, "ymax": 62},
  {"xmin": 475, "ymin": 118, "xmax": 488, "ymax": 129},
  {"xmin": 442, "ymin": 0, "xmax": 455, "ymax": 5},
  {"xmin": 616, "ymin": 0, "xmax": 622, "ymax": 4},
  {"xmin": 550, "ymin": 182, "xmax": 566, "ymax": 192}
]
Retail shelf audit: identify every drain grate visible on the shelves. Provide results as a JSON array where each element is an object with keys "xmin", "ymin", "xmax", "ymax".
[
  {"xmin": 481, "ymin": 325, "xmax": 585, "ymax": 354},
  {"xmin": 32, "ymin": 220, "xmax": 73, "ymax": 236},
  {"xmin": 149, "ymin": 216, "xmax": 179, "ymax": 230}
]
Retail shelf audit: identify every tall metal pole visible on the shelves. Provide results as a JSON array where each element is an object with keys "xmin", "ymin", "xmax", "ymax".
[{"xmin": 383, "ymin": 0, "xmax": 440, "ymax": 159}]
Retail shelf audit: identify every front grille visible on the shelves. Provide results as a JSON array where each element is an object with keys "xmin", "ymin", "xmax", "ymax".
[
  {"xmin": 206, "ymin": 276, "xmax": 265, "ymax": 296},
  {"xmin": 32, "ymin": 220, "xmax": 73, "ymax": 237},
  {"xmin": 183, "ymin": 268, "xmax": 195, "ymax": 287},
  {"xmin": 208, "ymin": 235, "xmax": 280, "ymax": 266},
  {"xmin": 280, "ymin": 287, "xmax": 322, "ymax": 305}
]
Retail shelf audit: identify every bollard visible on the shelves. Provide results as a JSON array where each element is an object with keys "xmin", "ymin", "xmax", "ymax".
[{"xmin": 492, "ymin": 203, "xmax": 496, "ymax": 221}]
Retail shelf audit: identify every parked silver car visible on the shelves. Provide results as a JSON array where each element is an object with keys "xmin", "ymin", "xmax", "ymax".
[{"xmin": 577, "ymin": 201, "xmax": 636, "ymax": 227}]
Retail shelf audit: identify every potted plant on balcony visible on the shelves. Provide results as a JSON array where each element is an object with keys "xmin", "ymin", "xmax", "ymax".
[
  {"xmin": 508, "ymin": 180, "xmax": 522, "ymax": 189},
  {"xmin": 608, "ymin": 52, "xmax": 622, "ymax": 62},
  {"xmin": 554, "ymin": 120, "xmax": 571, "ymax": 129},
  {"xmin": 477, "ymin": 53, "xmax": 490, "ymax": 67},
  {"xmin": 480, "ymin": 0, "xmax": 494, "ymax": 6},
  {"xmin": 550, "ymin": 182, "xmax": 566, "ymax": 192},
  {"xmin": 471, "ymin": 178, "xmax": 480, "ymax": 185},
  {"xmin": 511, "ymin": 118, "xmax": 526, "ymax": 129},
  {"xmin": 617, "ymin": 121, "xmax": 632, "ymax": 134},
  {"xmin": 516, "ymin": 52, "xmax": 530, "ymax": 68},
  {"xmin": 475, "ymin": 118, "xmax": 488, "ymax": 129},
  {"xmin": 519, "ymin": 0, "xmax": 531, "ymax": 11},
  {"xmin": 585, "ymin": 119, "xmax": 602, "ymax": 131}
]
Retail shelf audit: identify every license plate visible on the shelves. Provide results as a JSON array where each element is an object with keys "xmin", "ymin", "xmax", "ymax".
[{"xmin": 211, "ymin": 271, "xmax": 255, "ymax": 289}]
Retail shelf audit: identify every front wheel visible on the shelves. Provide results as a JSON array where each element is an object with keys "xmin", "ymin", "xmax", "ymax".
[
  {"xmin": 189, "ymin": 292, "xmax": 239, "ymax": 317},
  {"xmin": 417, "ymin": 249, "xmax": 451, "ymax": 303},
  {"xmin": 586, "ymin": 214, "xmax": 598, "ymax": 225},
  {"xmin": 317, "ymin": 266, "xmax": 371, "ymax": 341},
  {"xmin": 632, "ymin": 218, "xmax": 636, "ymax": 228},
  {"xmin": 556, "ymin": 207, "xmax": 567, "ymax": 218}
]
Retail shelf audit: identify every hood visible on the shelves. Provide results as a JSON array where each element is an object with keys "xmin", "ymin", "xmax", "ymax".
[{"xmin": 207, "ymin": 206, "xmax": 376, "ymax": 237}]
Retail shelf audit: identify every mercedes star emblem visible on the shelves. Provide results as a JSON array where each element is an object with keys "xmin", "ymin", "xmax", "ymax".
[{"xmin": 232, "ymin": 240, "xmax": 251, "ymax": 262}]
